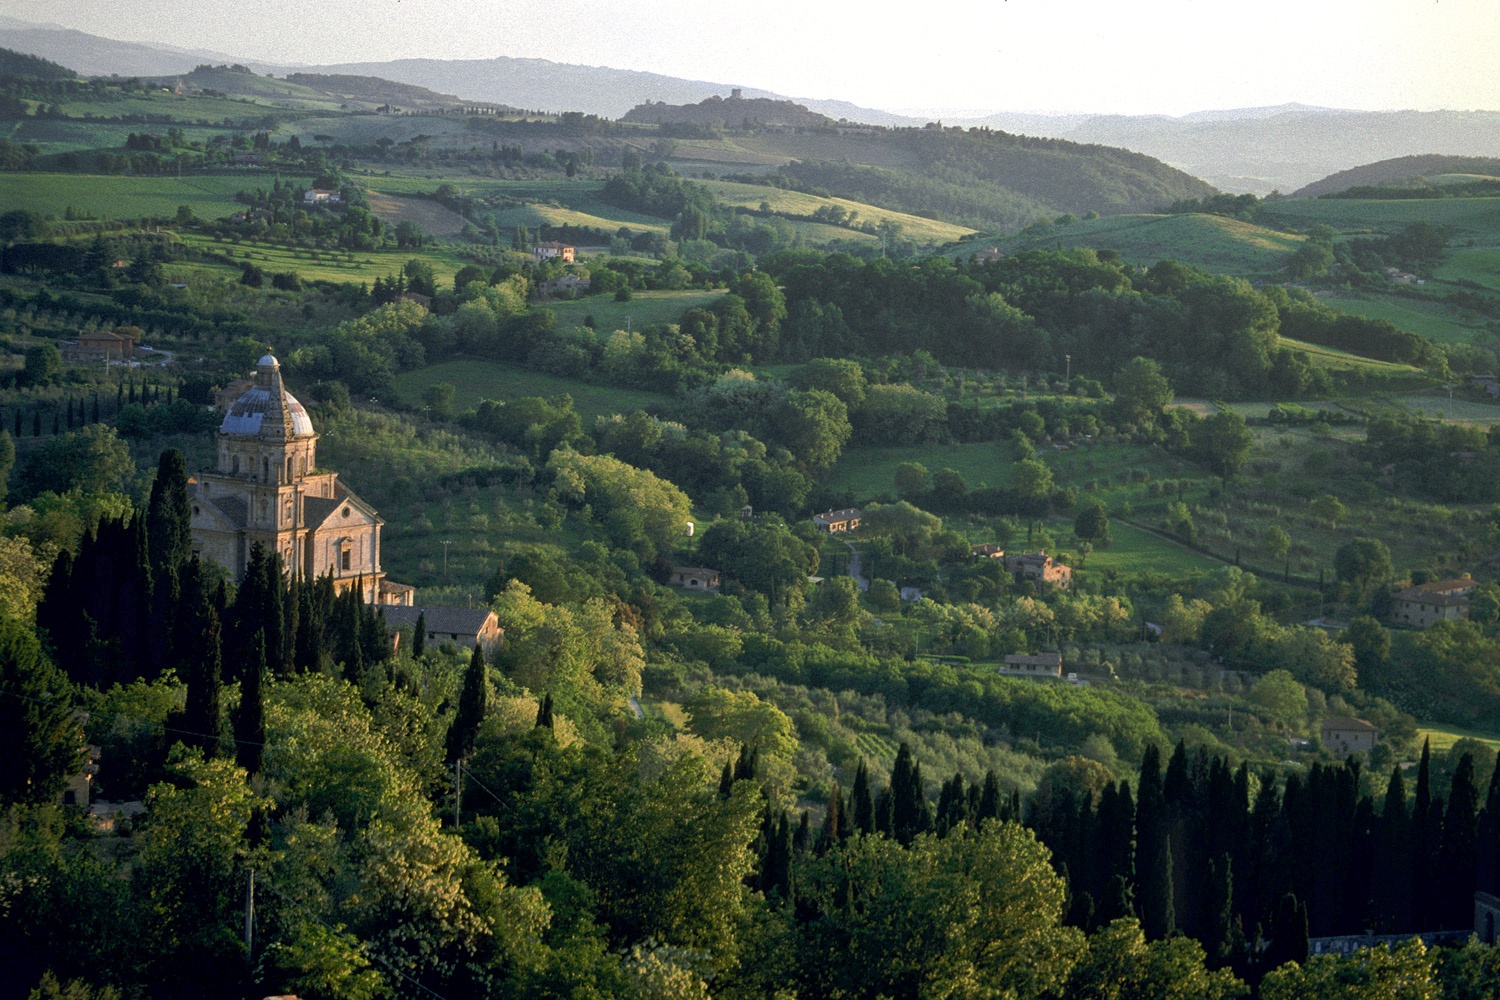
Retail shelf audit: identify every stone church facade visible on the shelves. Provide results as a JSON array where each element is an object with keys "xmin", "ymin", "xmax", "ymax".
[{"xmin": 189, "ymin": 354, "xmax": 414, "ymax": 605}]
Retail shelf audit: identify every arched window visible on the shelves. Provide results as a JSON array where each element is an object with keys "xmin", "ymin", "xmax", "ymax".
[{"xmin": 286, "ymin": 456, "xmax": 293, "ymax": 480}]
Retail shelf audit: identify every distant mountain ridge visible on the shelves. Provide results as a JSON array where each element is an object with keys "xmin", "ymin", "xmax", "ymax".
[
  {"xmin": 621, "ymin": 93, "xmax": 840, "ymax": 129},
  {"xmin": 1291, "ymin": 154, "xmax": 1500, "ymax": 198},
  {"xmin": 3, "ymin": 15, "xmax": 1500, "ymax": 196}
]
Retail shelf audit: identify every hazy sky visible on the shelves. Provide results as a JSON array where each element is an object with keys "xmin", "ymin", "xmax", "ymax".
[{"xmin": 6, "ymin": 0, "xmax": 1498, "ymax": 115}]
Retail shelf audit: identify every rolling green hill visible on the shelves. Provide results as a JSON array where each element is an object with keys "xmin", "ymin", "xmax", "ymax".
[
  {"xmin": 948, "ymin": 213, "xmax": 1302, "ymax": 275},
  {"xmin": 1291, "ymin": 154, "xmax": 1500, "ymax": 198}
]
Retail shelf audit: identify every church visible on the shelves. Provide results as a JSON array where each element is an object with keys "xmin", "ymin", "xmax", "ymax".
[{"xmin": 189, "ymin": 354, "xmax": 415, "ymax": 606}]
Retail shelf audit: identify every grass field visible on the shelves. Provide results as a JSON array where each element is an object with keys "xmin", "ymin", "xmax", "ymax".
[
  {"xmin": 1416, "ymin": 722, "xmax": 1500, "ymax": 753},
  {"xmin": 544, "ymin": 290, "xmax": 723, "ymax": 336},
  {"xmin": 54, "ymin": 93, "xmax": 302, "ymax": 123},
  {"xmin": 701, "ymin": 180, "xmax": 975, "ymax": 245},
  {"xmin": 1278, "ymin": 335, "xmax": 1433, "ymax": 379},
  {"xmin": 828, "ymin": 442, "xmax": 1015, "ymax": 497},
  {"xmin": 1397, "ymin": 393, "xmax": 1500, "ymax": 426},
  {"xmin": 359, "ymin": 175, "xmax": 673, "ymax": 234},
  {"xmin": 1080, "ymin": 521, "xmax": 1226, "ymax": 576},
  {"xmin": 174, "ymin": 233, "xmax": 471, "ymax": 286},
  {"xmin": 1435, "ymin": 247, "xmax": 1500, "ymax": 294},
  {"xmin": 0, "ymin": 172, "xmax": 254, "ymax": 220},
  {"xmin": 392, "ymin": 360, "xmax": 673, "ymax": 422},
  {"xmin": 954, "ymin": 213, "xmax": 1303, "ymax": 275},
  {"xmin": 1261, "ymin": 196, "xmax": 1500, "ymax": 239},
  {"xmin": 1317, "ymin": 294, "xmax": 1487, "ymax": 345}
]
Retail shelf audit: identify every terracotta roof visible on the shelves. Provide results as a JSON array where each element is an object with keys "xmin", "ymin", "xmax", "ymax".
[{"xmin": 1321, "ymin": 716, "xmax": 1378, "ymax": 733}]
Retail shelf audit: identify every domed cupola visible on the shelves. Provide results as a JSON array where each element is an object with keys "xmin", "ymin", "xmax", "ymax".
[{"xmin": 220, "ymin": 354, "xmax": 315, "ymax": 439}]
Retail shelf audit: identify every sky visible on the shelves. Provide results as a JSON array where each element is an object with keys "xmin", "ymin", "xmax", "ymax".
[{"xmin": 4, "ymin": 0, "xmax": 1499, "ymax": 116}]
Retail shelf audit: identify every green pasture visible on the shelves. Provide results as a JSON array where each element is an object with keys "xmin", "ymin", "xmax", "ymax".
[
  {"xmin": 1435, "ymin": 247, "xmax": 1500, "ymax": 294},
  {"xmin": 392, "ymin": 360, "xmax": 673, "ymax": 422},
  {"xmin": 960, "ymin": 213, "xmax": 1303, "ymax": 275},
  {"xmin": 1278, "ymin": 335, "xmax": 1431, "ymax": 377},
  {"xmin": 54, "ymin": 93, "xmax": 294, "ymax": 123},
  {"xmin": 1317, "ymin": 294, "xmax": 1487, "ymax": 345},
  {"xmin": 1396, "ymin": 393, "xmax": 1500, "ymax": 426},
  {"xmin": 271, "ymin": 114, "xmax": 475, "ymax": 147},
  {"xmin": 174, "ymin": 233, "xmax": 469, "ymax": 286},
  {"xmin": 1261, "ymin": 196, "xmax": 1500, "ymax": 238},
  {"xmin": 701, "ymin": 180, "xmax": 975, "ymax": 244},
  {"xmin": 544, "ymin": 290, "xmax": 723, "ymax": 336},
  {"xmin": 1078, "ymin": 521, "xmax": 1226, "ymax": 577},
  {"xmin": 1415, "ymin": 722, "xmax": 1500, "ymax": 753},
  {"xmin": 362, "ymin": 175, "xmax": 673, "ymax": 235},
  {"xmin": 828, "ymin": 442, "xmax": 1015, "ymax": 498},
  {"xmin": 0, "ymin": 172, "xmax": 252, "ymax": 220}
]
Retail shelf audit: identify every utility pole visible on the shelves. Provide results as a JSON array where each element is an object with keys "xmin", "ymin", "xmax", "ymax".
[{"xmin": 244, "ymin": 869, "xmax": 255, "ymax": 964}]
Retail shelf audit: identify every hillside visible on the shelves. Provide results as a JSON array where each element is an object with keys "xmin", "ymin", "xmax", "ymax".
[
  {"xmin": 957, "ymin": 106, "xmax": 1500, "ymax": 196},
  {"xmin": 0, "ymin": 45, "xmax": 76, "ymax": 79},
  {"xmin": 622, "ymin": 93, "xmax": 840, "ymax": 129},
  {"xmin": 949, "ymin": 212, "xmax": 1303, "ymax": 275},
  {"xmin": 1291, "ymin": 154, "xmax": 1500, "ymax": 198}
]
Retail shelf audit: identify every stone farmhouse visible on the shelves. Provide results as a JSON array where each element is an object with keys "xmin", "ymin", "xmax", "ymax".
[
  {"xmin": 382, "ymin": 606, "xmax": 503, "ymax": 658},
  {"xmin": 999, "ymin": 652, "xmax": 1063, "ymax": 678},
  {"xmin": 813, "ymin": 508, "xmax": 862, "ymax": 533},
  {"xmin": 669, "ymin": 566, "xmax": 721, "ymax": 592},
  {"xmin": 533, "ymin": 241, "xmax": 575, "ymax": 264},
  {"xmin": 1321, "ymin": 716, "xmax": 1378, "ymax": 756},
  {"xmin": 1389, "ymin": 577, "xmax": 1476, "ymax": 627},
  {"xmin": 1005, "ymin": 551, "xmax": 1072, "ymax": 589}
]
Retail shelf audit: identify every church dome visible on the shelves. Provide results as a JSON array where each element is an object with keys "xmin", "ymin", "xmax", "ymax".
[{"xmin": 220, "ymin": 354, "xmax": 316, "ymax": 438}]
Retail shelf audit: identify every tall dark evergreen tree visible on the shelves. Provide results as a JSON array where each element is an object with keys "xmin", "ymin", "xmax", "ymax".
[
  {"xmin": 535, "ymin": 692, "xmax": 554, "ymax": 730},
  {"xmin": 0, "ymin": 618, "xmax": 86, "ymax": 806},
  {"xmin": 446, "ymin": 644, "xmax": 487, "ymax": 764},
  {"xmin": 850, "ymin": 758, "xmax": 875, "ymax": 834},
  {"xmin": 1412, "ymin": 738, "xmax": 1444, "ymax": 929},
  {"xmin": 1372, "ymin": 765, "xmax": 1412, "ymax": 931},
  {"xmin": 1439, "ymin": 752, "xmax": 1480, "ymax": 929},
  {"xmin": 234, "ymin": 630, "xmax": 268, "ymax": 775},
  {"xmin": 1478, "ymin": 763, "xmax": 1500, "ymax": 896},
  {"xmin": 412, "ymin": 610, "xmax": 427, "ymax": 659},
  {"xmin": 889, "ymin": 742, "xmax": 930, "ymax": 845},
  {"xmin": 1136, "ymin": 743, "xmax": 1172, "ymax": 938},
  {"xmin": 178, "ymin": 594, "xmax": 225, "ymax": 759}
]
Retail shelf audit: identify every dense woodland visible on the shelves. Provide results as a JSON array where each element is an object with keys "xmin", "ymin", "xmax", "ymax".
[{"xmin": 3, "ymin": 50, "xmax": 1500, "ymax": 1000}]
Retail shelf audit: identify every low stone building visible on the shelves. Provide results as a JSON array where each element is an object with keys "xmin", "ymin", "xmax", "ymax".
[
  {"xmin": 1321, "ymin": 716, "xmax": 1378, "ymax": 755},
  {"xmin": 1005, "ymin": 551, "xmax": 1071, "ymax": 589},
  {"xmin": 669, "ymin": 566, "xmax": 721, "ymax": 592},
  {"xmin": 970, "ymin": 543, "xmax": 1005, "ymax": 559},
  {"xmin": 382, "ymin": 606, "xmax": 504, "ymax": 658},
  {"xmin": 999, "ymin": 652, "xmax": 1063, "ymax": 678},
  {"xmin": 533, "ymin": 241, "xmax": 575, "ymax": 263},
  {"xmin": 1390, "ymin": 577, "xmax": 1476, "ymax": 627},
  {"xmin": 813, "ymin": 508, "xmax": 862, "ymax": 533}
]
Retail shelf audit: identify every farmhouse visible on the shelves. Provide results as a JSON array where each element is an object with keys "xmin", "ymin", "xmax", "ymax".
[
  {"xmin": 190, "ymin": 354, "xmax": 413, "ymax": 605},
  {"xmin": 999, "ymin": 652, "xmax": 1063, "ymax": 678},
  {"xmin": 382, "ymin": 606, "xmax": 504, "ymax": 658},
  {"xmin": 1389, "ymin": 577, "xmax": 1476, "ymax": 627},
  {"xmin": 1005, "ymin": 551, "xmax": 1072, "ymax": 589},
  {"xmin": 538, "ymin": 273, "xmax": 592, "ymax": 297},
  {"xmin": 813, "ymin": 508, "xmax": 862, "ymax": 533},
  {"xmin": 1320, "ymin": 716, "xmax": 1378, "ymax": 756},
  {"xmin": 303, "ymin": 188, "xmax": 342, "ymax": 205},
  {"xmin": 74, "ymin": 328, "xmax": 137, "ymax": 362},
  {"xmin": 533, "ymin": 241, "xmax": 575, "ymax": 263},
  {"xmin": 970, "ymin": 543, "xmax": 1005, "ymax": 559},
  {"xmin": 668, "ymin": 566, "xmax": 721, "ymax": 592}
]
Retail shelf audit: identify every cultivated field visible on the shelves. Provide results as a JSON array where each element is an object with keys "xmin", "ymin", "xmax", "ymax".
[
  {"xmin": 392, "ymin": 359, "xmax": 674, "ymax": 422},
  {"xmin": 0, "ymin": 172, "xmax": 253, "ymax": 220}
]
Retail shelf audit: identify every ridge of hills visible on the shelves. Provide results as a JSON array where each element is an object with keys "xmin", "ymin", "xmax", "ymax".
[
  {"xmin": 621, "ymin": 93, "xmax": 840, "ymax": 129},
  {"xmin": 3, "ymin": 14, "xmax": 1500, "ymax": 197},
  {"xmin": 1291, "ymin": 154, "xmax": 1500, "ymax": 198}
]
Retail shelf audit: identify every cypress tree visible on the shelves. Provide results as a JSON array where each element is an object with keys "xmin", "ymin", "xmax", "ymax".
[
  {"xmin": 1372, "ymin": 765, "xmax": 1412, "ymax": 931},
  {"xmin": 890, "ymin": 742, "xmax": 929, "ymax": 845},
  {"xmin": 31, "ymin": 410, "xmax": 40, "ymax": 437},
  {"xmin": 147, "ymin": 450, "xmax": 193, "ymax": 577},
  {"xmin": 851, "ymin": 758, "xmax": 875, "ymax": 834},
  {"xmin": 51, "ymin": 410, "xmax": 58, "ymax": 435},
  {"xmin": 1440, "ymin": 752, "xmax": 1480, "ymax": 929},
  {"xmin": 1263, "ymin": 892, "xmax": 1309, "ymax": 974},
  {"xmin": 734, "ymin": 744, "xmax": 759, "ymax": 783},
  {"xmin": 979, "ymin": 769, "xmax": 1002, "ymax": 822},
  {"xmin": 11, "ymin": 410, "xmax": 19, "ymax": 437},
  {"xmin": 1136, "ymin": 744, "xmax": 1170, "ymax": 936},
  {"xmin": 816, "ymin": 788, "xmax": 842, "ymax": 854},
  {"xmin": 235, "ymin": 630, "xmax": 267, "ymax": 775},
  {"xmin": 1205, "ymin": 855, "xmax": 1236, "ymax": 967},
  {"xmin": 412, "ymin": 610, "xmax": 426, "ymax": 659},
  {"xmin": 1412, "ymin": 738, "xmax": 1443, "ymax": 929},
  {"xmin": 793, "ymin": 810, "xmax": 811, "ymax": 854},
  {"xmin": 535, "ymin": 692, "xmax": 554, "ymax": 730},
  {"xmin": 90, "ymin": 394, "xmax": 99, "ymax": 423},
  {"xmin": 446, "ymin": 643, "xmax": 486, "ymax": 764},
  {"xmin": 1142, "ymin": 833, "xmax": 1176, "ymax": 939},
  {"xmin": 766, "ymin": 811, "xmax": 792, "ymax": 900},
  {"xmin": 179, "ymin": 598, "xmax": 224, "ymax": 759},
  {"xmin": 66, "ymin": 399, "xmax": 74, "ymax": 429},
  {"xmin": 718, "ymin": 759, "xmax": 734, "ymax": 799},
  {"xmin": 1477, "ymin": 762, "xmax": 1500, "ymax": 895}
]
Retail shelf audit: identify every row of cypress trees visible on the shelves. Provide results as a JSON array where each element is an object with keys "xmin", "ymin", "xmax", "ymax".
[{"xmin": 35, "ymin": 449, "xmax": 398, "ymax": 778}]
